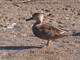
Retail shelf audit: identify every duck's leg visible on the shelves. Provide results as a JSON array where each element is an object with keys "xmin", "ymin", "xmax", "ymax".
[
  {"xmin": 46, "ymin": 40, "xmax": 51, "ymax": 47},
  {"xmin": 41, "ymin": 40, "xmax": 51, "ymax": 48}
]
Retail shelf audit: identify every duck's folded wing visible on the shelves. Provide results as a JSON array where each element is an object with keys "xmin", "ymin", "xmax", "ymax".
[{"xmin": 38, "ymin": 24, "xmax": 61, "ymax": 37}]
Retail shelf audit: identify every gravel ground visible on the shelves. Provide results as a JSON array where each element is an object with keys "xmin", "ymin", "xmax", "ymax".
[{"xmin": 0, "ymin": 0, "xmax": 80, "ymax": 60}]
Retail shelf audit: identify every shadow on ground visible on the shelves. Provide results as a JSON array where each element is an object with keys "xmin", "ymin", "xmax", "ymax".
[
  {"xmin": 0, "ymin": 32, "xmax": 79, "ymax": 50},
  {"xmin": 72, "ymin": 32, "xmax": 80, "ymax": 36},
  {"xmin": 0, "ymin": 46, "xmax": 41, "ymax": 50}
]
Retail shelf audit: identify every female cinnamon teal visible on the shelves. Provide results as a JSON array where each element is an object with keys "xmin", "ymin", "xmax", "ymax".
[{"xmin": 26, "ymin": 13, "xmax": 69, "ymax": 48}]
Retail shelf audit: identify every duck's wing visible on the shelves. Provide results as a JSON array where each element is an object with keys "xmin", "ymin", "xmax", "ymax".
[{"xmin": 37, "ymin": 24, "xmax": 61, "ymax": 38}]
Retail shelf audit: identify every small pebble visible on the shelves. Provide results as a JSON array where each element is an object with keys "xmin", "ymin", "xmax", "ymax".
[
  {"xmin": 27, "ymin": 0, "xmax": 31, "ymax": 1},
  {"xmin": 72, "ymin": 23, "xmax": 75, "ymax": 26},
  {"xmin": 77, "ymin": 12, "xmax": 80, "ymax": 15},
  {"xmin": 62, "ymin": 8, "xmax": 68, "ymax": 11},
  {"xmin": 7, "ymin": 23, "xmax": 17, "ymax": 29},
  {"xmin": 58, "ymin": 21, "xmax": 63, "ymax": 24},
  {"xmin": 45, "ymin": 9, "xmax": 50, "ymax": 13}
]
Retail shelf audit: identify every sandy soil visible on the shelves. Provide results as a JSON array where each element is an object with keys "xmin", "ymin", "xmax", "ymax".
[{"xmin": 0, "ymin": 0, "xmax": 80, "ymax": 60}]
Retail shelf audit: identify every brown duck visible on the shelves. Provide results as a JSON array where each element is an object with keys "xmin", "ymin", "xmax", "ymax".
[{"xmin": 26, "ymin": 13, "xmax": 70, "ymax": 48}]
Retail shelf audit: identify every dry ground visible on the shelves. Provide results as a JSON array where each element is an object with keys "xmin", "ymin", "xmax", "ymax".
[{"xmin": 0, "ymin": 0, "xmax": 80, "ymax": 60}]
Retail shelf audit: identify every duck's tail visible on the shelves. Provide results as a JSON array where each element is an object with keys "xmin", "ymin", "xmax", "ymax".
[{"xmin": 59, "ymin": 29, "xmax": 74, "ymax": 36}]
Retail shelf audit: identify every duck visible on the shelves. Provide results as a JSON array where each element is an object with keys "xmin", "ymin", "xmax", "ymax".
[{"xmin": 26, "ymin": 13, "xmax": 70, "ymax": 48}]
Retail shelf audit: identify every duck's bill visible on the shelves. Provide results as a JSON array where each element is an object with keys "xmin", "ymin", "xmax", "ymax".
[{"xmin": 26, "ymin": 17, "xmax": 34, "ymax": 21}]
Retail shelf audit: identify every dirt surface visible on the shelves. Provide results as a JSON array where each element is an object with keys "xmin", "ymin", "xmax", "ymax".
[{"xmin": 0, "ymin": 0, "xmax": 80, "ymax": 60}]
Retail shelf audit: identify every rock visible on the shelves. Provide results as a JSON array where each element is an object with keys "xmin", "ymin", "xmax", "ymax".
[
  {"xmin": 27, "ymin": 0, "xmax": 31, "ymax": 1},
  {"xmin": 7, "ymin": 23, "xmax": 17, "ymax": 29}
]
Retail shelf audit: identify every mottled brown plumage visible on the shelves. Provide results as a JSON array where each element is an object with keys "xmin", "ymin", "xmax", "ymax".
[{"xmin": 27, "ymin": 13, "xmax": 69, "ymax": 48}]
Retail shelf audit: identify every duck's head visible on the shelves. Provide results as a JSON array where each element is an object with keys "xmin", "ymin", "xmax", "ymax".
[{"xmin": 27, "ymin": 13, "xmax": 44, "ymax": 23}]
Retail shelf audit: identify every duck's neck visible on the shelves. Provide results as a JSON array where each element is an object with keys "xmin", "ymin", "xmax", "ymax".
[{"xmin": 33, "ymin": 21, "xmax": 42, "ymax": 27}]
